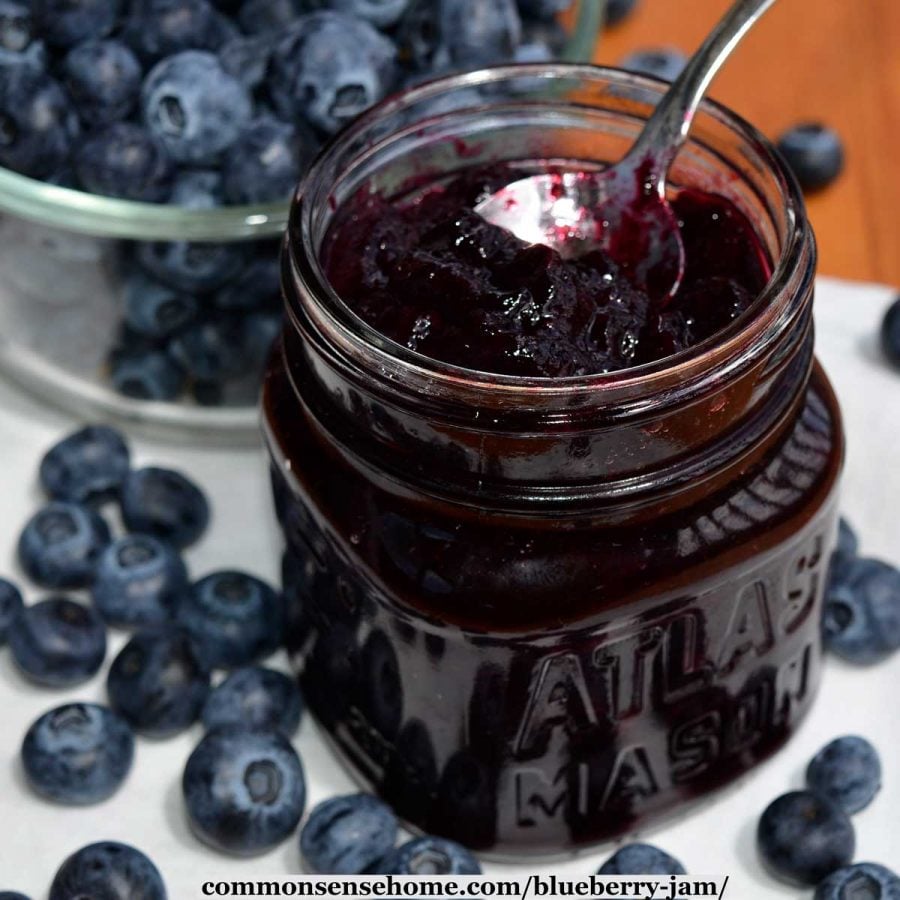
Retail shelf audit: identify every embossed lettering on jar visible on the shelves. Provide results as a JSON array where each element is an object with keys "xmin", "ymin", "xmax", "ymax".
[{"xmin": 264, "ymin": 66, "xmax": 844, "ymax": 856}]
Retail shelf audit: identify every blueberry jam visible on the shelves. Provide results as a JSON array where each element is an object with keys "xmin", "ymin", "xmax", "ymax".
[{"xmin": 322, "ymin": 166, "xmax": 771, "ymax": 377}]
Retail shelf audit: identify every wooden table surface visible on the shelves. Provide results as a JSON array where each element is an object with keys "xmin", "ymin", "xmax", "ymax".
[{"xmin": 593, "ymin": 0, "xmax": 900, "ymax": 287}]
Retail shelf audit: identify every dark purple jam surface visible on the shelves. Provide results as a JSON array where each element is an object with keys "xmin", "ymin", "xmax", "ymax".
[{"xmin": 321, "ymin": 167, "xmax": 773, "ymax": 378}]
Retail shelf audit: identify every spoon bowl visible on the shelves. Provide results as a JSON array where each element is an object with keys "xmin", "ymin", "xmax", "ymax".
[{"xmin": 475, "ymin": 162, "xmax": 686, "ymax": 297}]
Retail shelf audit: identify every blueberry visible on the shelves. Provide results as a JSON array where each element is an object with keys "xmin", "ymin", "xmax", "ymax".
[
  {"xmin": 218, "ymin": 32, "xmax": 276, "ymax": 89},
  {"xmin": 183, "ymin": 725, "xmax": 306, "ymax": 856},
  {"xmin": 758, "ymin": 790, "xmax": 855, "ymax": 886},
  {"xmin": 0, "ymin": 1, "xmax": 41, "ymax": 72},
  {"xmin": 815, "ymin": 863, "xmax": 900, "ymax": 900},
  {"xmin": 135, "ymin": 171, "xmax": 244, "ymax": 293},
  {"xmin": 169, "ymin": 166, "xmax": 224, "ymax": 208},
  {"xmin": 74, "ymin": 122, "xmax": 175, "ymax": 202},
  {"xmin": 620, "ymin": 48, "xmax": 687, "ymax": 82},
  {"xmin": 18, "ymin": 501, "xmax": 111, "ymax": 588},
  {"xmin": 516, "ymin": 0, "xmax": 573, "ymax": 23},
  {"xmin": 167, "ymin": 313, "xmax": 258, "ymax": 382},
  {"xmin": 123, "ymin": 270, "xmax": 199, "ymax": 339},
  {"xmin": 92, "ymin": 535, "xmax": 189, "ymax": 628},
  {"xmin": 142, "ymin": 50, "xmax": 252, "ymax": 164},
  {"xmin": 32, "ymin": 0, "xmax": 119, "ymax": 48},
  {"xmin": 432, "ymin": 749, "xmax": 495, "ymax": 848},
  {"xmin": 377, "ymin": 836, "xmax": 482, "ymax": 874},
  {"xmin": 304, "ymin": 622, "xmax": 360, "ymax": 725},
  {"xmin": 108, "ymin": 324, "xmax": 160, "ymax": 367},
  {"xmin": 399, "ymin": 78, "xmax": 486, "ymax": 116},
  {"xmin": 301, "ymin": 793, "xmax": 398, "ymax": 874},
  {"xmin": 0, "ymin": 67, "xmax": 78, "ymax": 179},
  {"xmin": 269, "ymin": 12, "xmax": 398, "ymax": 135},
  {"xmin": 49, "ymin": 842, "xmax": 166, "ymax": 900},
  {"xmin": 322, "ymin": 0, "xmax": 412, "ymax": 28},
  {"xmin": 178, "ymin": 570, "xmax": 284, "ymax": 669},
  {"xmin": 202, "ymin": 666, "xmax": 303, "ymax": 736},
  {"xmin": 214, "ymin": 253, "xmax": 281, "ymax": 311},
  {"xmin": 807, "ymin": 736, "xmax": 882, "ymax": 815},
  {"xmin": 0, "ymin": 893, "xmax": 31, "ymax": 899},
  {"xmin": 605, "ymin": 0, "xmax": 639, "ymax": 27},
  {"xmin": 513, "ymin": 40, "xmax": 553, "ymax": 63},
  {"xmin": 135, "ymin": 171, "xmax": 244, "ymax": 295},
  {"xmin": 398, "ymin": 0, "xmax": 521, "ymax": 72},
  {"xmin": 280, "ymin": 547, "xmax": 316, "ymax": 651},
  {"xmin": 0, "ymin": 2, "xmax": 33, "ymax": 54},
  {"xmin": 63, "ymin": 40, "xmax": 142, "ymax": 126},
  {"xmin": 237, "ymin": 0, "xmax": 305, "ymax": 34},
  {"xmin": 120, "ymin": 466, "xmax": 210, "ymax": 549},
  {"xmin": 882, "ymin": 297, "xmax": 900, "ymax": 369},
  {"xmin": 111, "ymin": 348, "xmax": 187, "ymax": 401},
  {"xmin": 223, "ymin": 117, "xmax": 316, "ymax": 205},
  {"xmin": 136, "ymin": 238, "xmax": 247, "ymax": 293},
  {"xmin": 0, "ymin": 577, "xmax": 23, "ymax": 644},
  {"xmin": 777, "ymin": 123, "xmax": 844, "ymax": 193},
  {"xmin": 107, "ymin": 627, "xmax": 210, "ymax": 736},
  {"xmin": 360, "ymin": 628, "xmax": 402, "ymax": 739},
  {"xmin": 21, "ymin": 702, "xmax": 134, "ymax": 804},
  {"xmin": 520, "ymin": 18, "xmax": 567, "ymax": 55},
  {"xmin": 823, "ymin": 558, "xmax": 900, "ymax": 664},
  {"xmin": 39, "ymin": 425, "xmax": 130, "ymax": 506},
  {"xmin": 0, "ymin": 36, "xmax": 46, "ymax": 74},
  {"xmin": 124, "ymin": 0, "xmax": 230, "ymax": 62},
  {"xmin": 8, "ymin": 597, "xmax": 106, "ymax": 686},
  {"xmin": 597, "ymin": 843, "xmax": 686, "ymax": 875},
  {"xmin": 384, "ymin": 719, "xmax": 438, "ymax": 823}
]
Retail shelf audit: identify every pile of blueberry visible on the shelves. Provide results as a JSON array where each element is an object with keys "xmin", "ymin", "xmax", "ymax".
[
  {"xmin": 757, "ymin": 735, "xmax": 896, "ymax": 896},
  {"xmin": 0, "ymin": 0, "xmax": 587, "ymax": 408},
  {"xmin": 105, "ymin": 237, "xmax": 286, "ymax": 406},
  {"xmin": 0, "ymin": 423, "xmax": 484, "ymax": 896},
  {"xmin": 748, "ymin": 518, "xmax": 900, "ymax": 897},
  {"xmin": 0, "ymin": 0, "xmax": 580, "ymax": 193},
  {"xmin": 301, "ymin": 794, "xmax": 482, "ymax": 874}
]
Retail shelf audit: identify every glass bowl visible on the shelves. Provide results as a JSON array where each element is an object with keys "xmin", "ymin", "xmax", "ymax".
[{"xmin": 0, "ymin": 0, "xmax": 604, "ymax": 444}]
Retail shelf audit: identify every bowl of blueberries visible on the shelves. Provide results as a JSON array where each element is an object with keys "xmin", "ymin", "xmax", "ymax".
[{"xmin": 0, "ymin": 0, "xmax": 605, "ymax": 441}]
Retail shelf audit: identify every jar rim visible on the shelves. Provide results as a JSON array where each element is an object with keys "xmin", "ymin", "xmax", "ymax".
[{"xmin": 287, "ymin": 63, "xmax": 813, "ymax": 402}]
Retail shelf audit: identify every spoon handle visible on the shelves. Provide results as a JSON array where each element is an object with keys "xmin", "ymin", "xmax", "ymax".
[{"xmin": 630, "ymin": 0, "xmax": 778, "ymax": 187}]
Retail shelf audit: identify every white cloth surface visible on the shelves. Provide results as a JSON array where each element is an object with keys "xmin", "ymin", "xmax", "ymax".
[{"xmin": 0, "ymin": 276, "xmax": 898, "ymax": 896}]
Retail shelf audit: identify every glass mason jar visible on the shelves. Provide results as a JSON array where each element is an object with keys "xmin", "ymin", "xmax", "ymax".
[{"xmin": 265, "ymin": 65, "xmax": 844, "ymax": 857}]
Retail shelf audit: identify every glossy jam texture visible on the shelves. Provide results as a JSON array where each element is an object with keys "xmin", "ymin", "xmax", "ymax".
[{"xmin": 322, "ymin": 167, "xmax": 772, "ymax": 377}]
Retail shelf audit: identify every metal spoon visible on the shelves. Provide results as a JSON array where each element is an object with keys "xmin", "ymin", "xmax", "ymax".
[{"xmin": 476, "ymin": 0, "xmax": 778, "ymax": 298}]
